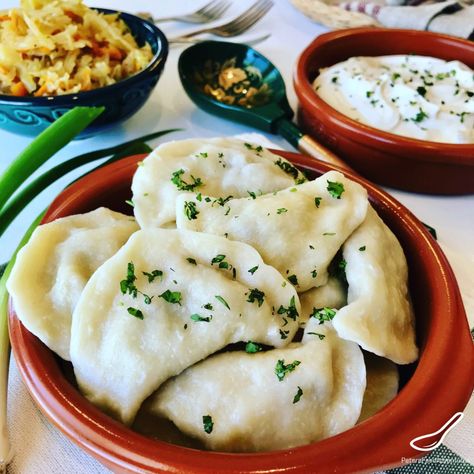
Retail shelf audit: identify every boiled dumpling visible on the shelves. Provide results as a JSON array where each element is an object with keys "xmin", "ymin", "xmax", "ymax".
[
  {"xmin": 176, "ymin": 170, "xmax": 368, "ymax": 292},
  {"xmin": 70, "ymin": 228, "xmax": 300, "ymax": 424},
  {"xmin": 148, "ymin": 319, "xmax": 365, "ymax": 452},
  {"xmin": 7, "ymin": 208, "xmax": 138, "ymax": 360},
  {"xmin": 131, "ymin": 137, "xmax": 307, "ymax": 228},
  {"xmin": 358, "ymin": 352, "xmax": 399, "ymax": 423},
  {"xmin": 333, "ymin": 206, "xmax": 418, "ymax": 364},
  {"xmin": 299, "ymin": 276, "xmax": 347, "ymax": 324}
]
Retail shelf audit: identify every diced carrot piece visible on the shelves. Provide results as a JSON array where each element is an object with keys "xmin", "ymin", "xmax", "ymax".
[
  {"xmin": 10, "ymin": 82, "xmax": 28, "ymax": 97},
  {"xmin": 64, "ymin": 10, "xmax": 82, "ymax": 23},
  {"xmin": 34, "ymin": 84, "xmax": 48, "ymax": 96},
  {"xmin": 105, "ymin": 46, "xmax": 124, "ymax": 61}
]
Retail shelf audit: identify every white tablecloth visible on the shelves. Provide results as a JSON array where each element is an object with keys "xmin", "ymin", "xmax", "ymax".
[{"xmin": 1, "ymin": 1, "xmax": 473, "ymax": 472}]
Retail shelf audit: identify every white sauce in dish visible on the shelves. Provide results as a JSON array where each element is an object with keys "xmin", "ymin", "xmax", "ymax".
[{"xmin": 313, "ymin": 55, "xmax": 474, "ymax": 144}]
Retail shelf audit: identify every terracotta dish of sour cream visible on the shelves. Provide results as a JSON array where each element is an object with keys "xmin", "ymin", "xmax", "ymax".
[{"xmin": 313, "ymin": 55, "xmax": 473, "ymax": 144}]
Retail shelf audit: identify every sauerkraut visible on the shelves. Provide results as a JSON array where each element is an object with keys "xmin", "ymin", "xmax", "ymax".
[{"xmin": 0, "ymin": 0, "xmax": 154, "ymax": 96}]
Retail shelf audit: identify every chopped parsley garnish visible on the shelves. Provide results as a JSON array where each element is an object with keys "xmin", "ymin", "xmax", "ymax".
[
  {"xmin": 186, "ymin": 257, "xmax": 197, "ymax": 265},
  {"xmin": 311, "ymin": 269, "xmax": 318, "ymax": 278},
  {"xmin": 274, "ymin": 158, "xmax": 299, "ymax": 180},
  {"xmin": 244, "ymin": 143, "xmax": 263, "ymax": 153},
  {"xmin": 203, "ymin": 415, "xmax": 213, "ymax": 434},
  {"xmin": 311, "ymin": 307, "xmax": 337, "ymax": 325},
  {"xmin": 127, "ymin": 307, "xmax": 144, "ymax": 320},
  {"xmin": 125, "ymin": 199, "xmax": 134, "ymax": 208},
  {"xmin": 171, "ymin": 169, "xmax": 203, "ymax": 191},
  {"xmin": 370, "ymin": 99, "xmax": 379, "ymax": 107},
  {"xmin": 277, "ymin": 208, "xmax": 288, "ymax": 214},
  {"xmin": 277, "ymin": 296, "xmax": 299, "ymax": 321},
  {"xmin": 213, "ymin": 195, "xmax": 233, "ymax": 207},
  {"xmin": 287, "ymin": 274, "xmax": 298, "ymax": 286},
  {"xmin": 184, "ymin": 201, "xmax": 199, "ymax": 220},
  {"xmin": 191, "ymin": 313, "xmax": 212, "ymax": 322},
  {"xmin": 142, "ymin": 269, "xmax": 163, "ymax": 283},
  {"xmin": 203, "ymin": 303, "xmax": 213, "ymax": 310},
  {"xmin": 416, "ymin": 86, "xmax": 427, "ymax": 97},
  {"xmin": 391, "ymin": 72, "xmax": 401, "ymax": 82},
  {"xmin": 248, "ymin": 191, "xmax": 257, "ymax": 199},
  {"xmin": 279, "ymin": 329, "xmax": 289, "ymax": 339},
  {"xmin": 307, "ymin": 332, "xmax": 326, "ymax": 340},
  {"xmin": 366, "ymin": 91, "xmax": 374, "ymax": 98},
  {"xmin": 323, "ymin": 232, "xmax": 336, "ymax": 236},
  {"xmin": 159, "ymin": 290, "xmax": 182, "ymax": 305},
  {"xmin": 411, "ymin": 108, "xmax": 429, "ymax": 123},
  {"xmin": 120, "ymin": 262, "xmax": 138, "ymax": 298},
  {"xmin": 359, "ymin": 246, "xmax": 366, "ymax": 251},
  {"xmin": 314, "ymin": 197, "xmax": 322, "ymax": 208},
  {"xmin": 245, "ymin": 341, "xmax": 263, "ymax": 353},
  {"xmin": 196, "ymin": 193, "xmax": 202, "ymax": 202},
  {"xmin": 293, "ymin": 386, "xmax": 303, "ymax": 404},
  {"xmin": 215, "ymin": 295, "xmax": 230, "ymax": 310},
  {"xmin": 197, "ymin": 152, "xmax": 208, "ymax": 158},
  {"xmin": 331, "ymin": 76, "xmax": 338, "ymax": 84},
  {"xmin": 248, "ymin": 265, "xmax": 259, "ymax": 275},
  {"xmin": 211, "ymin": 254, "xmax": 231, "ymax": 269},
  {"xmin": 326, "ymin": 180, "xmax": 345, "ymax": 199},
  {"xmin": 246, "ymin": 288, "xmax": 265, "ymax": 307},
  {"xmin": 275, "ymin": 359, "xmax": 301, "ymax": 381},
  {"xmin": 218, "ymin": 152, "xmax": 224, "ymax": 158}
]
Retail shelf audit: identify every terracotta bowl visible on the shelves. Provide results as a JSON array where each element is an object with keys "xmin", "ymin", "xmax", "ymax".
[
  {"xmin": 294, "ymin": 28, "xmax": 474, "ymax": 195},
  {"xmin": 9, "ymin": 152, "xmax": 474, "ymax": 473}
]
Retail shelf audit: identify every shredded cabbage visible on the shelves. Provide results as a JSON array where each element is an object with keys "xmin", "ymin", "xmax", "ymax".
[{"xmin": 0, "ymin": 0, "xmax": 153, "ymax": 96}]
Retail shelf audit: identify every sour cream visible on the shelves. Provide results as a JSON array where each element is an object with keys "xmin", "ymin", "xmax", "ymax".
[{"xmin": 313, "ymin": 55, "xmax": 474, "ymax": 144}]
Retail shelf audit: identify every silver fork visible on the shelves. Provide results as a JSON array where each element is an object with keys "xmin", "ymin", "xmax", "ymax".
[
  {"xmin": 138, "ymin": 0, "xmax": 230, "ymax": 24},
  {"xmin": 174, "ymin": 0, "xmax": 274, "ymax": 39}
]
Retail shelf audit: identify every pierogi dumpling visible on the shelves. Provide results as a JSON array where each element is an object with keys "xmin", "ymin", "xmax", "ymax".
[
  {"xmin": 359, "ymin": 352, "xmax": 399, "ymax": 423},
  {"xmin": 176, "ymin": 170, "xmax": 368, "ymax": 292},
  {"xmin": 299, "ymin": 276, "xmax": 347, "ymax": 324},
  {"xmin": 148, "ymin": 320, "xmax": 365, "ymax": 452},
  {"xmin": 131, "ymin": 137, "xmax": 307, "ymax": 228},
  {"xmin": 333, "ymin": 206, "xmax": 418, "ymax": 364},
  {"xmin": 70, "ymin": 228, "xmax": 300, "ymax": 424},
  {"xmin": 7, "ymin": 208, "xmax": 138, "ymax": 360}
]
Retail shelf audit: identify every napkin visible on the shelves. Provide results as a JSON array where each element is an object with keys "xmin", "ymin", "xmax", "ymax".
[{"xmin": 291, "ymin": 0, "xmax": 474, "ymax": 39}]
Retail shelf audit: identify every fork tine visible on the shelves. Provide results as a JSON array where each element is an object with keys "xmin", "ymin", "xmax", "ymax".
[
  {"xmin": 194, "ymin": 0, "xmax": 222, "ymax": 16},
  {"xmin": 225, "ymin": 0, "xmax": 273, "ymax": 33},
  {"xmin": 204, "ymin": 0, "xmax": 231, "ymax": 19}
]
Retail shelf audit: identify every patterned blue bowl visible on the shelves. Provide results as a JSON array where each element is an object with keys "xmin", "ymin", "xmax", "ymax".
[{"xmin": 0, "ymin": 9, "xmax": 168, "ymax": 138}]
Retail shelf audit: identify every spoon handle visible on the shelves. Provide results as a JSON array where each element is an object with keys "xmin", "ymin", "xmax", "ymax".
[{"xmin": 276, "ymin": 119, "xmax": 352, "ymax": 171}]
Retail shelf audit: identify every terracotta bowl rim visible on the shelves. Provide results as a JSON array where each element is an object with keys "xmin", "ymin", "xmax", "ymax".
[
  {"xmin": 8, "ymin": 152, "xmax": 474, "ymax": 473},
  {"xmin": 294, "ymin": 27, "xmax": 474, "ymax": 163}
]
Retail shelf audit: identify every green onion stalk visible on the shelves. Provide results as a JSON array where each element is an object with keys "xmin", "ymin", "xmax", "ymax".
[{"xmin": 0, "ymin": 107, "xmax": 179, "ymax": 470}]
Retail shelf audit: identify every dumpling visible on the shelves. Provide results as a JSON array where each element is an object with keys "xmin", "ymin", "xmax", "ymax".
[
  {"xmin": 358, "ymin": 352, "xmax": 399, "ymax": 423},
  {"xmin": 332, "ymin": 206, "xmax": 418, "ymax": 364},
  {"xmin": 176, "ymin": 170, "xmax": 368, "ymax": 292},
  {"xmin": 70, "ymin": 228, "xmax": 300, "ymax": 425},
  {"xmin": 299, "ymin": 276, "xmax": 347, "ymax": 324},
  {"xmin": 148, "ymin": 319, "xmax": 365, "ymax": 452},
  {"xmin": 131, "ymin": 137, "xmax": 307, "ymax": 228},
  {"xmin": 7, "ymin": 208, "xmax": 138, "ymax": 360}
]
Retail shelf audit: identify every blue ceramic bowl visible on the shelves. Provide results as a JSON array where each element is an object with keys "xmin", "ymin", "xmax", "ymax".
[{"xmin": 0, "ymin": 9, "xmax": 168, "ymax": 138}]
